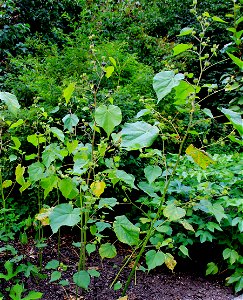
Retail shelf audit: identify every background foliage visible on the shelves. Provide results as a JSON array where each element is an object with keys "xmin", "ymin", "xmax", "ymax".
[{"xmin": 0, "ymin": 0, "xmax": 243, "ymax": 297}]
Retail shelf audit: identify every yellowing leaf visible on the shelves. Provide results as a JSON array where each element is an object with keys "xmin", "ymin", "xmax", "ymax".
[
  {"xmin": 109, "ymin": 56, "xmax": 117, "ymax": 67},
  {"xmin": 63, "ymin": 82, "xmax": 76, "ymax": 105},
  {"xmin": 186, "ymin": 144, "xmax": 215, "ymax": 169},
  {"xmin": 35, "ymin": 207, "xmax": 54, "ymax": 226},
  {"xmin": 165, "ymin": 253, "xmax": 177, "ymax": 271},
  {"xmin": 15, "ymin": 164, "xmax": 26, "ymax": 186},
  {"xmin": 105, "ymin": 66, "xmax": 115, "ymax": 78},
  {"xmin": 19, "ymin": 181, "xmax": 31, "ymax": 193},
  {"xmin": 179, "ymin": 220, "xmax": 195, "ymax": 232},
  {"xmin": 118, "ymin": 297, "xmax": 128, "ymax": 300},
  {"xmin": 2, "ymin": 180, "xmax": 12, "ymax": 188},
  {"xmin": 90, "ymin": 181, "xmax": 106, "ymax": 197}
]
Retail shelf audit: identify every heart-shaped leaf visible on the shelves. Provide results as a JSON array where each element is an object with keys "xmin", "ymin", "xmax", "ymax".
[
  {"xmin": 144, "ymin": 165, "xmax": 162, "ymax": 184},
  {"xmin": 121, "ymin": 121, "xmax": 159, "ymax": 150},
  {"xmin": 49, "ymin": 203, "xmax": 80, "ymax": 233},
  {"xmin": 153, "ymin": 71, "xmax": 184, "ymax": 102},
  {"xmin": 146, "ymin": 250, "xmax": 165, "ymax": 271},
  {"xmin": 99, "ymin": 243, "xmax": 117, "ymax": 259},
  {"xmin": 73, "ymin": 271, "xmax": 90, "ymax": 290},
  {"xmin": 62, "ymin": 113, "xmax": 79, "ymax": 132},
  {"xmin": 0, "ymin": 92, "xmax": 20, "ymax": 116},
  {"xmin": 163, "ymin": 203, "xmax": 186, "ymax": 221},
  {"xmin": 95, "ymin": 105, "xmax": 122, "ymax": 136},
  {"xmin": 113, "ymin": 215, "xmax": 140, "ymax": 246}
]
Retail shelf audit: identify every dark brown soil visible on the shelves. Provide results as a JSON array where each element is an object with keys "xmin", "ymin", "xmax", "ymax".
[{"xmin": 0, "ymin": 235, "xmax": 235, "ymax": 300}]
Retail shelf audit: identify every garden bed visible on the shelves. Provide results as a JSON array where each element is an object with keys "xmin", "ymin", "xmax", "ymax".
[{"xmin": 0, "ymin": 234, "xmax": 235, "ymax": 300}]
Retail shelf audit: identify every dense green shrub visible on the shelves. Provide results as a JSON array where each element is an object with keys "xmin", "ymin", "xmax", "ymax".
[{"xmin": 4, "ymin": 40, "xmax": 154, "ymax": 121}]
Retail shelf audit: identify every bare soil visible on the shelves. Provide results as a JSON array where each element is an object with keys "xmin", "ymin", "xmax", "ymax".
[{"xmin": 0, "ymin": 234, "xmax": 236, "ymax": 300}]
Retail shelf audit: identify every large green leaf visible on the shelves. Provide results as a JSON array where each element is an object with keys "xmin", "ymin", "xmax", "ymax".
[
  {"xmin": 227, "ymin": 52, "xmax": 243, "ymax": 70},
  {"xmin": 62, "ymin": 113, "xmax": 79, "ymax": 132},
  {"xmin": 28, "ymin": 162, "xmax": 45, "ymax": 182},
  {"xmin": 45, "ymin": 260, "xmax": 59, "ymax": 270},
  {"xmin": 27, "ymin": 134, "xmax": 46, "ymax": 147},
  {"xmin": 99, "ymin": 243, "xmax": 117, "ymax": 259},
  {"xmin": 115, "ymin": 170, "xmax": 137, "ymax": 189},
  {"xmin": 50, "ymin": 127, "xmax": 65, "ymax": 142},
  {"xmin": 41, "ymin": 175, "xmax": 58, "ymax": 199},
  {"xmin": 58, "ymin": 177, "xmax": 79, "ymax": 199},
  {"xmin": 144, "ymin": 165, "xmax": 162, "ymax": 184},
  {"xmin": 66, "ymin": 140, "xmax": 79, "ymax": 154},
  {"xmin": 174, "ymin": 81, "xmax": 200, "ymax": 106},
  {"xmin": 0, "ymin": 92, "xmax": 20, "ymax": 116},
  {"xmin": 173, "ymin": 43, "xmax": 193, "ymax": 56},
  {"xmin": 197, "ymin": 200, "xmax": 227, "ymax": 223},
  {"xmin": 42, "ymin": 143, "xmax": 66, "ymax": 168},
  {"xmin": 9, "ymin": 119, "xmax": 24, "ymax": 129},
  {"xmin": 2, "ymin": 180, "xmax": 12, "ymax": 189},
  {"xmin": 120, "ymin": 121, "xmax": 159, "ymax": 150},
  {"xmin": 221, "ymin": 108, "xmax": 243, "ymax": 137},
  {"xmin": 113, "ymin": 215, "xmax": 140, "ymax": 246},
  {"xmin": 73, "ymin": 270, "xmax": 90, "ymax": 290},
  {"xmin": 177, "ymin": 27, "xmax": 194, "ymax": 36},
  {"xmin": 23, "ymin": 291, "xmax": 43, "ymax": 300},
  {"xmin": 227, "ymin": 272, "xmax": 243, "ymax": 293},
  {"xmin": 163, "ymin": 203, "xmax": 186, "ymax": 221},
  {"xmin": 179, "ymin": 245, "xmax": 189, "ymax": 257},
  {"xmin": 153, "ymin": 71, "xmax": 184, "ymax": 103},
  {"xmin": 146, "ymin": 250, "xmax": 165, "ymax": 271},
  {"xmin": 95, "ymin": 221, "xmax": 111, "ymax": 233},
  {"xmin": 98, "ymin": 197, "xmax": 118, "ymax": 210},
  {"xmin": 49, "ymin": 203, "xmax": 80, "ymax": 233},
  {"xmin": 11, "ymin": 136, "xmax": 21, "ymax": 149},
  {"xmin": 212, "ymin": 16, "xmax": 227, "ymax": 23},
  {"xmin": 210, "ymin": 203, "xmax": 227, "ymax": 223},
  {"xmin": 95, "ymin": 105, "xmax": 122, "ymax": 136}
]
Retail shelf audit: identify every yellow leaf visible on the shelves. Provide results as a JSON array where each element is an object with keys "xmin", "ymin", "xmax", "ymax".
[
  {"xmin": 186, "ymin": 144, "xmax": 215, "ymax": 169},
  {"xmin": 179, "ymin": 220, "xmax": 195, "ymax": 232},
  {"xmin": 117, "ymin": 297, "xmax": 128, "ymax": 300},
  {"xmin": 165, "ymin": 253, "xmax": 177, "ymax": 271},
  {"xmin": 2, "ymin": 180, "xmax": 12, "ymax": 188},
  {"xmin": 35, "ymin": 207, "xmax": 54, "ymax": 226},
  {"xmin": 15, "ymin": 164, "xmax": 26, "ymax": 185},
  {"xmin": 105, "ymin": 66, "xmax": 115, "ymax": 78},
  {"xmin": 63, "ymin": 82, "xmax": 76, "ymax": 105},
  {"xmin": 90, "ymin": 181, "xmax": 106, "ymax": 197},
  {"xmin": 19, "ymin": 181, "xmax": 31, "ymax": 193}
]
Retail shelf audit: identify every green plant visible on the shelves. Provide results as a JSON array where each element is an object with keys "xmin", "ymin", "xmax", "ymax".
[
  {"xmin": 104, "ymin": 3, "xmax": 242, "ymax": 295},
  {"xmin": 1, "ymin": 1, "xmax": 242, "ymax": 297},
  {"xmin": 44, "ymin": 259, "xmax": 68, "ymax": 286},
  {"xmin": 8, "ymin": 284, "xmax": 42, "ymax": 300}
]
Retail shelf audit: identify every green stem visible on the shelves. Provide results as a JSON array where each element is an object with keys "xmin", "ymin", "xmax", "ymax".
[
  {"xmin": 0, "ymin": 168, "xmax": 6, "ymax": 230},
  {"xmin": 57, "ymin": 189, "xmax": 60, "ymax": 260},
  {"xmin": 78, "ymin": 190, "xmax": 85, "ymax": 271},
  {"xmin": 110, "ymin": 241, "xmax": 143, "ymax": 289},
  {"xmin": 39, "ymin": 227, "xmax": 44, "ymax": 271},
  {"xmin": 122, "ymin": 109, "xmax": 194, "ymax": 297}
]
